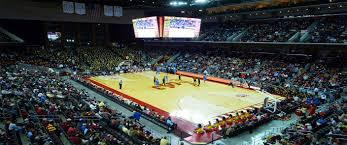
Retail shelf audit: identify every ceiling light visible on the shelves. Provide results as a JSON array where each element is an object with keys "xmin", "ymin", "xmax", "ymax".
[
  {"xmin": 195, "ymin": 0, "xmax": 208, "ymax": 3},
  {"xmin": 170, "ymin": 1, "xmax": 187, "ymax": 6}
]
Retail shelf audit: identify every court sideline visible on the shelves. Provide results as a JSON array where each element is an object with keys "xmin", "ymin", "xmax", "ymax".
[
  {"xmin": 65, "ymin": 78, "xmax": 186, "ymax": 145},
  {"xmin": 89, "ymin": 71, "xmax": 284, "ymax": 125},
  {"xmin": 67, "ymin": 77, "xmax": 299, "ymax": 145}
]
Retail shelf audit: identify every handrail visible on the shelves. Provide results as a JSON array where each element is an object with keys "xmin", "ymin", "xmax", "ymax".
[
  {"xmin": 327, "ymin": 134, "xmax": 347, "ymax": 138},
  {"xmin": 0, "ymin": 27, "xmax": 24, "ymax": 43}
]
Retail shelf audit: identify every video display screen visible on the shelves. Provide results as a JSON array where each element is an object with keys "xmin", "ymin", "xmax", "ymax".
[
  {"xmin": 47, "ymin": 32, "xmax": 61, "ymax": 41},
  {"xmin": 163, "ymin": 16, "xmax": 201, "ymax": 38},
  {"xmin": 132, "ymin": 16, "xmax": 159, "ymax": 38}
]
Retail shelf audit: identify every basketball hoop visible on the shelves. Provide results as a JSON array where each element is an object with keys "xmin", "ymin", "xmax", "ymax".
[{"xmin": 258, "ymin": 90, "xmax": 278, "ymax": 113}]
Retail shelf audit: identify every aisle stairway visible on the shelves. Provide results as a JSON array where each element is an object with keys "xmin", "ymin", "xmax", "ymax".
[
  {"xmin": 0, "ymin": 27, "xmax": 24, "ymax": 43},
  {"xmin": 226, "ymin": 33, "xmax": 239, "ymax": 41},
  {"xmin": 150, "ymin": 55, "xmax": 164, "ymax": 65},
  {"xmin": 299, "ymin": 20, "xmax": 320, "ymax": 42},
  {"xmin": 232, "ymin": 26, "xmax": 253, "ymax": 42},
  {"xmin": 288, "ymin": 32, "xmax": 301, "ymax": 42},
  {"xmin": 166, "ymin": 52, "xmax": 181, "ymax": 64}
]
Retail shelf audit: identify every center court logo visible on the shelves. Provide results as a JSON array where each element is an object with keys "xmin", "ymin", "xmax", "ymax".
[{"xmin": 235, "ymin": 94, "xmax": 248, "ymax": 97}]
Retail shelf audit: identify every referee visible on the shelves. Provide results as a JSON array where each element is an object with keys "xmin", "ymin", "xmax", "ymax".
[{"xmin": 119, "ymin": 80, "xmax": 123, "ymax": 90}]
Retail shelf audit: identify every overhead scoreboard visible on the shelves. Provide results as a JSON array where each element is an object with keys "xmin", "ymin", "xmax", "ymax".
[
  {"xmin": 132, "ymin": 16, "xmax": 201, "ymax": 38},
  {"xmin": 162, "ymin": 16, "xmax": 201, "ymax": 38},
  {"xmin": 132, "ymin": 16, "xmax": 160, "ymax": 38}
]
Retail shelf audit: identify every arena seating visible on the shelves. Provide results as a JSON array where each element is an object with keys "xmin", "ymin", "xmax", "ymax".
[
  {"xmin": 310, "ymin": 16, "xmax": 347, "ymax": 43},
  {"xmin": 0, "ymin": 50, "xmax": 17, "ymax": 67},
  {"xmin": 0, "ymin": 32, "xmax": 13, "ymax": 42},
  {"xmin": 199, "ymin": 22, "xmax": 247, "ymax": 41},
  {"xmin": 1, "ymin": 45, "xmax": 346, "ymax": 144},
  {"xmin": 264, "ymin": 98, "xmax": 346, "ymax": 145},
  {"xmin": 0, "ymin": 63, "xmax": 162, "ymax": 145},
  {"xmin": 72, "ymin": 76, "xmax": 173, "ymax": 131},
  {"xmin": 241, "ymin": 18, "xmax": 313, "ymax": 42},
  {"xmin": 172, "ymin": 49, "xmax": 343, "ymax": 94},
  {"xmin": 199, "ymin": 16, "xmax": 347, "ymax": 43},
  {"xmin": 31, "ymin": 47, "xmax": 168, "ymax": 73},
  {"xmin": 169, "ymin": 48, "xmax": 344, "ymax": 137},
  {"xmin": 2, "ymin": 0, "xmax": 347, "ymax": 144}
]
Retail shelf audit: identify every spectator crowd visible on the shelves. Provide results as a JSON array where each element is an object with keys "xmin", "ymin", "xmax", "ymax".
[
  {"xmin": 0, "ymin": 56, "xmax": 167, "ymax": 145},
  {"xmin": 171, "ymin": 48, "xmax": 345, "ymax": 138},
  {"xmin": 0, "ymin": 43, "xmax": 346, "ymax": 145},
  {"xmin": 199, "ymin": 16, "xmax": 347, "ymax": 43},
  {"xmin": 310, "ymin": 16, "xmax": 347, "ymax": 43},
  {"xmin": 264, "ymin": 97, "xmax": 346, "ymax": 145}
]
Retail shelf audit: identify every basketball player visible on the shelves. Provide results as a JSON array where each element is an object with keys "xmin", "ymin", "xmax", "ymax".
[
  {"xmin": 162, "ymin": 77, "xmax": 166, "ymax": 85},
  {"xmin": 156, "ymin": 66, "xmax": 160, "ymax": 75},
  {"xmin": 229, "ymin": 80, "xmax": 234, "ymax": 88},
  {"xmin": 178, "ymin": 74, "xmax": 181, "ymax": 80},
  {"xmin": 203, "ymin": 70, "xmax": 208, "ymax": 82},
  {"xmin": 119, "ymin": 80, "xmax": 123, "ymax": 90},
  {"xmin": 173, "ymin": 67, "xmax": 177, "ymax": 75},
  {"xmin": 198, "ymin": 77, "xmax": 201, "ymax": 86},
  {"xmin": 155, "ymin": 78, "xmax": 159, "ymax": 87},
  {"xmin": 165, "ymin": 75, "xmax": 168, "ymax": 84},
  {"xmin": 193, "ymin": 77, "xmax": 196, "ymax": 85}
]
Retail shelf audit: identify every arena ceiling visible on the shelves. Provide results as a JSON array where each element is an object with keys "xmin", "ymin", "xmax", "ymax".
[
  {"xmin": 33, "ymin": 0, "xmax": 337, "ymax": 16},
  {"xmin": 35, "ymin": 0, "xmax": 325, "ymax": 9}
]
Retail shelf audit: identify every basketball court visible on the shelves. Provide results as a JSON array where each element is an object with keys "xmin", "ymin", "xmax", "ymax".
[{"xmin": 87, "ymin": 71, "xmax": 284, "ymax": 125}]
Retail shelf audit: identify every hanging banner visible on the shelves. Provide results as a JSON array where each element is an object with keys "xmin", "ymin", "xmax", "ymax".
[
  {"xmin": 104, "ymin": 5, "xmax": 113, "ymax": 16},
  {"xmin": 114, "ymin": 6, "xmax": 123, "ymax": 17},
  {"xmin": 88, "ymin": 3, "xmax": 102, "ymax": 21},
  {"xmin": 63, "ymin": 1, "xmax": 74, "ymax": 14},
  {"xmin": 75, "ymin": 2, "xmax": 86, "ymax": 15}
]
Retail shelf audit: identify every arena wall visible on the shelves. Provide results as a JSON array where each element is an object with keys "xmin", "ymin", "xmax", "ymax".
[{"xmin": 0, "ymin": 0, "xmax": 144, "ymax": 24}]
